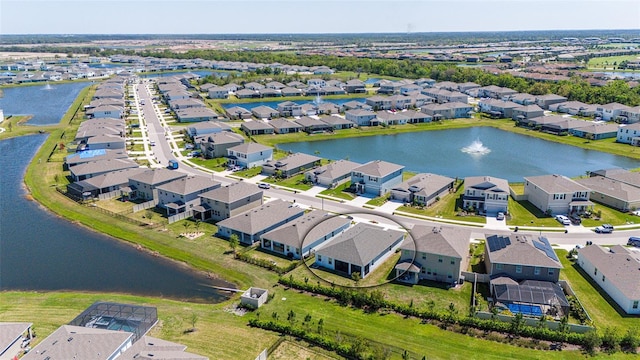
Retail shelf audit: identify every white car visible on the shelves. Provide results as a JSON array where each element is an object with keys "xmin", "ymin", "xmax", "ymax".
[
  {"xmin": 257, "ymin": 182, "xmax": 271, "ymax": 189},
  {"xmin": 555, "ymin": 215, "xmax": 571, "ymax": 225}
]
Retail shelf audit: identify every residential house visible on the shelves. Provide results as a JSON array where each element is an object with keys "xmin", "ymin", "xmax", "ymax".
[
  {"xmin": 408, "ymin": 93, "xmax": 434, "ymax": 108},
  {"xmin": 156, "ymin": 175, "xmax": 220, "ymax": 216},
  {"xmin": 235, "ymin": 88, "xmax": 259, "ymax": 99},
  {"xmin": 517, "ymin": 115, "xmax": 565, "ymax": 129},
  {"xmin": 299, "ymin": 103, "xmax": 317, "ymax": 116},
  {"xmin": 577, "ymin": 245, "xmax": 640, "ymax": 314},
  {"xmin": 342, "ymin": 101, "xmax": 372, "ymax": 112},
  {"xmin": 477, "ymin": 85, "xmax": 518, "ymax": 99},
  {"xmin": 568, "ymin": 122, "xmax": 619, "ymax": 139},
  {"xmin": 478, "ymin": 98, "xmax": 520, "ymax": 118},
  {"xmin": 268, "ymin": 118, "xmax": 303, "ymax": 134},
  {"xmin": 320, "ymin": 115, "xmax": 355, "ymax": 130},
  {"xmin": 616, "ymin": 123, "xmax": 640, "ymax": 145},
  {"xmin": 421, "ymin": 88, "xmax": 468, "ymax": 104},
  {"xmin": 262, "ymin": 152, "xmax": 321, "ymax": 178},
  {"xmin": 176, "ymin": 107, "xmax": 219, "ymax": 123},
  {"xmin": 241, "ymin": 120, "xmax": 275, "ymax": 135},
  {"xmin": 484, "ymin": 234, "xmax": 562, "ymax": 282},
  {"xmin": 280, "ymin": 86, "xmax": 303, "ymax": 97},
  {"xmin": 366, "ymin": 95, "xmax": 392, "ymax": 110},
  {"xmin": 351, "ymin": 160, "xmax": 404, "ymax": 196},
  {"xmin": 433, "ymin": 81, "xmax": 458, "ymax": 91},
  {"xmin": 539, "ymin": 118, "xmax": 593, "ymax": 135},
  {"xmin": 395, "ymin": 226, "xmax": 471, "ymax": 284},
  {"xmin": 345, "ymin": 109, "xmax": 377, "ymax": 126},
  {"xmin": 208, "ymin": 86, "xmax": 229, "ymax": 99},
  {"xmin": 462, "ymin": 176, "xmax": 509, "ymax": 215},
  {"xmin": 260, "ymin": 210, "xmax": 351, "ymax": 259},
  {"xmin": 225, "ymin": 106, "xmax": 252, "ymax": 120},
  {"xmin": 390, "ymin": 173, "xmax": 455, "ymax": 206},
  {"xmin": 620, "ymin": 106, "xmax": 640, "ymax": 123},
  {"xmin": 377, "ymin": 80, "xmax": 403, "ymax": 94},
  {"xmin": 535, "ymin": 94, "xmax": 568, "ymax": 110},
  {"xmin": 505, "ymin": 93, "xmax": 537, "ymax": 105},
  {"xmin": 400, "ymin": 83, "xmax": 422, "ymax": 95},
  {"xmin": 523, "ymin": 174, "xmax": 593, "ymax": 215},
  {"xmin": 69, "ymin": 158, "xmax": 139, "ymax": 181},
  {"xmin": 421, "ymin": 102, "xmax": 473, "ymax": 119},
  {"xmin": 315, "ymin": 223, "xmax": 405, "ymax": 278},
  {"xmin": 251, "ymin": 105, "xmax": 279, "ymax": 119},
  {"xmin": 388, "ymin": 95, "xmax": 412, "ymax": 110},
  {"xmin": 305, "ymin": 159, "xmax": 361, "ymax": 187},
  {"xmin": 0, "ymin": 323, "xmax": 33, "ymax": 360},
  {"xmin": 316, "ymin": 102, "xmax": 340, "ymax": 115},
  {"xmin": 196, "ymin": 181, "xmax": 263, "ymax": 221},
  {"xmin": 596, "ymin": 102, "xmax": 631, "ymax": 121},
  {"xmin": 277, "ymin": 101, "xmax": 303, "ymax": 117},
  {"xmin": 576, "ymin": 176, "xmax": 640, "ymax": 211},
  {"xmin": 512, "ymin": 104, "xmax": 544, "ymax": 121},
  {"xmin": 307, "ymin": 78, "xmax": 326, "ymax": 88},
  {"xmin": 120, "ymin": 336, "xmax": 208, "ymax": 360},
  {"xmin": 376, "ymin": 111, "xmax": 409, "ymax": 125},
  {"xmin": 265, "ymin": 81, "xmax": 286, "ymax": 90},
  {"xmin": 402, "ymin": 109, "xmax": 432, "ymax": 123},
  {"xmin": 244, "ymin": 82, "xmax": 264, "ymax": 91},
  {"xmin": 550, "ymin": 101, "xmax": 593, "ymax": 116},
  {"xmin": 457, "ymin": 82, "xmax": 481, "ymax": 93},
  {"xmin": 197, "ymin": 131, "xmax": 244, "ymax": 159},
  {"xmin": 295, "ymin": 116, "xmax": 333, "ymax": 133},
  {"xmin": 227, "ymin": 143, "xmax": 273, "ymax": 168},
  {"xmin": 258, "ymin": 88, "xmax": 282, "ymax": 98},
  {"xmin": 168, "ymin": 98, "xmax": 205, "ymax": 111},
  {"xmin": 127, "ymin": 168, "xmax": 187, "ymax": 201},
  {"xmin": 86, "ymin": 105, "xmax": 124, "ymax": 119},
  {"xmin": 67, "ymin": 168, "xmax": 146, "ymax": 199},
  {"xmin": 216, "ymin": 199, "xmax": 305, "ymax": 244},
  {"xmin": 64, "ymin": 149, "xmax": 128, "ymax": 169},
  {"xmin": 186, "ymin": 121, "xmax": 232, "ymax": 138},
  {"xmin": 344, "ymin": 79, "xmax": 366, "ymax": 93}
]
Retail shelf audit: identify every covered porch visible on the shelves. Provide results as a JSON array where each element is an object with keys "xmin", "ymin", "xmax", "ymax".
[
  {"xmin": 569, "ymin": 199, "xmax": 594, "ymax": 214},
  {"xmin": 394, "ymin": 260, "xmax": 421, "ymax": 284},
  {"xmin": 165, "ymin": 201, "xmax": 186, "ymax": 216}
]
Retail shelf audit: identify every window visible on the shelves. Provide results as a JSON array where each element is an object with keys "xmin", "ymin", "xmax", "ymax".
[
  {"xmin": 328, "ymin": 258, "xmax": 332, "ymax": 265},
  {"xmin": 534, "ymin": 267, "xmax": 540, "ymax": 275},
  {"xmin": 447, "ymin": 273, "xmax": 452, "ymax": 279},
  {"xmin": 515, "ymin": 265, "xmax": 522, "ymax": 274},
  {"xmin": 594, "ymin": 268, "xmax": 598, "ymax": 276},
  {"xmin": 438, "ymin": 256, "xmax": 443, "ymax": 263},
  {"xmin": 496, "ymin": 263, "xmax": 503, "ymax": 270},
  {"xmin": 602, "ymin": 275, "xmax": 605, "ymax": 282},
  {"xmin": 548, "ymin": 269, "xmax": 554, "ymax": 276},
  {"xmin": 633, "ymin": 301, "xmax": 639, "ymax": 309},
  {"xmin": 421, "ymin": 267, "xmax": 425, "ymax": 274},
  {"xmin": 427, "ymin": 268, "xmax": 431, "ymax": 275},
  {"xmin": 421, "ymin": 252, "xmax": 426, "ymax": 260},
  {"xmin": 450, "ymin": 259, "xmax": 455, "ymax": 265},
  {"xmin": 317, "ymin": 255, "xmax": 322, "ymax": 262}
]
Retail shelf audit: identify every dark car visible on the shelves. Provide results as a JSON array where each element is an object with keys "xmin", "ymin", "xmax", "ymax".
[
  {"xmin": 628, "ymin": 237, "xmax": 640, "ymax": 247},
  {"xmin": 569, "ymin": 214, "xmax": 581, "ymax": 225}
]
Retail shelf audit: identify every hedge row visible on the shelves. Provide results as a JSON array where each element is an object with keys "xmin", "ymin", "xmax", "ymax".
[{"xmin": 234, "ymin": 253, "xmax": 298, "ymax": 274}]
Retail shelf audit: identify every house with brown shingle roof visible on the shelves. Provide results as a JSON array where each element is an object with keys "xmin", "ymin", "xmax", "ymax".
[{"xmin": 578, "ymin": 244, "xmax": 640, "ymax": 314}]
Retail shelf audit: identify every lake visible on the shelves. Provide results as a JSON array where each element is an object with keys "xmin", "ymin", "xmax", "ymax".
[
  {"xmin": 0, "ymin": 82, "xmax": 90, "ymax": 125},
  {"xmin": 0, "ymin": 135, "xmax": 232, "ymax": 302},
  {"xmin": 278, "ymin": 127, "xmax": 639, "ymax": 182}
]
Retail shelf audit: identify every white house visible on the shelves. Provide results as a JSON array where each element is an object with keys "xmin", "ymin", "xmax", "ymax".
[
  {"xmin": 617, "ymin": 123, "xmax": 640, "ymax": 145},
  {"xmin": 524, "ymin": 174, "xmax": 593, "ymax": 215},
  {"xmin": 227, "ymin": 143, "xmax": 273, "ymax": 168},
  {"xmin": 578, "ymin": 245, "xmax": 640, "ymax": 314},
  {"xmin": 462, "ymin": 176, "xmax": 509, "ymax": 216}
]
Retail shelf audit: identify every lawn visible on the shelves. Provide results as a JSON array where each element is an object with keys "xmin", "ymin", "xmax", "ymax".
[
  {"xmin": 365, "ymin": 193, "xmax": 391, "ymax": 207},
  {"xmin": 506, "ymin": 198, "xmax": 561, "ymax": 227},
  {"xmin": 264, "ymin": 173, "xmax": 313, "ymax": 191},
  {"xmin": 233, "ymin": 166, "xmax": 263, "ymax": 179},
  {"xmin": 587, "ymin": 54, "xmax": 640, "ymax": 69},
  {"xmin": 580, "ymin": 203, "xmax": 637, "ymax": 227},
  {"xmin": 189, "ymin": 157, "xmax": 228, "ymax": 172},
  {"xmin": 395, "ymin": 183, "xmax": 487, "ymax": 224},
  {"xmin": 319, "ymin": 181, "xmax": 357, "ymax": 201},
  {"xmin": 557, "ymin": 249, "xmax": 640, "ymax": 330}
]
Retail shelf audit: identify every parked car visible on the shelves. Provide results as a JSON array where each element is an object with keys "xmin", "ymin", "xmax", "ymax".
[
  {"xmin": 569, "ymin": 214, "xmax": 582, "ymax": 225},
  {"xmin": 496, "ymin": 212, "xmax": 505, "ymax": 220},
  {"xmin": 627, "ymin": 237, "xmax": 640, "ymax": 247},
  {"xmin": 555, "ymin": 215, "xmax": 571, "ymax": 225},
  {"xmin": 595, "ymin": 224, "xmax": 614, "ymax": 233},
  {"xmin": 257, "ymin": 182, "xmax": 271, "ymax": 189}
]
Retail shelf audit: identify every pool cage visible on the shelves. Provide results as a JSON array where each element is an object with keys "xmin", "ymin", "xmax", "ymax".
[
  {"xmin": 491, "ymin": 280, "xmax": 570, "ymax": 319},
  {"xmin": 68, "ymin": 302, "xmax": 158, "ymax": 343}
]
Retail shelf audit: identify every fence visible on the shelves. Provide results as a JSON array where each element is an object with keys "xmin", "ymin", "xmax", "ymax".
[
  {"xmin": 559, "ymin": 280, "xmax": 592, "ymax": 322},
  {"xmin": 475, "ymin": 312, "xmax": 594, "ymax": 333},
  {"xmin": 509, "ymin": 187, "xmax": 528, "ymax": 201},
  {"xmin": 168, "ymin": 210, "xmax": 193, "ymax": 224},
  {"xmin": 88, "ymin": 204, "xmax": 148, "ymax": 226},
  {"xmin": 133, "ymin": 200, "xmax": 157, "ymax": 213},
  {"xmin": 98, "ymin": 190, "xmax": 123, "ymax": 201},
  {"xmin": 461, "ymin": 271, "xmax": 491, "ymax": 283}
]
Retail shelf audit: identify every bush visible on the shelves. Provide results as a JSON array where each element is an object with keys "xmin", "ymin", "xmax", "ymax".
[
  {"xmin": 621, "ymin": 327, "xmax": 640, "ymax": 353},
  {"xmin": 601, "ymin": 327, "xmax": 621, "ymax": 354}
]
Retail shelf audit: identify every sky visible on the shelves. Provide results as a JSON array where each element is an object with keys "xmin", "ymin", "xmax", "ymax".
[{"xmin": 1, "ymin": 0, "xmax": 639, "ymax": 35}]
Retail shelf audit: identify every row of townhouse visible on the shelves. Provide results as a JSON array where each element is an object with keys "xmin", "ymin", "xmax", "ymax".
[
  {"xmin": 518, "ymin": 115, "xmax": 619, "ymax": 139},
  {"xmin": 158, "ymin": 77, "xmax": 220, "ymax": 122},
  {"xmin": 85, "ymin": 76, "xmax": 127, "ymax": 119}
]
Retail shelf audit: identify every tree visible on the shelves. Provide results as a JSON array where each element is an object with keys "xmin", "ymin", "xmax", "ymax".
[
  {"xmin": 229, "ymin": 234, "xmax": 239, "ymax": 254},
  {"xmin": 182, "ymin": 221, "xmax": 191, "ymax": 233},
  {"xmin": 583, "ymin": 329, "xmax": 602, "ymax": 355},
  {"xmin": 351, "ymin": 271, "xmax": 362, "ymax": 286},
  {"xmin": 144, "ymin": 209, "xmax": 154, "ymax": 221},
  {"xmin": 601, "ymin": 327, "xmax": 621, "ymax": 353},
  {"xmin": 189, "ymin": 312, "xmax": 199, "ymax": 332},
  {"xmin": 287, "ymin": 309, "xmax": 296, "ymax": 326},
  {"xmin": 621, "ymin": 327, "xmax": 639, "ymax": 353},
  {"xmin": 510, "ymin": 312, "xmax": 525, "ymax": 336},
  {"xmin": 194, "ymin": 219, "xmax": 201, "ymax": 233},
  {"xmin": 317, "ymin": 318, "xmax": 324, "ymax": 335}
]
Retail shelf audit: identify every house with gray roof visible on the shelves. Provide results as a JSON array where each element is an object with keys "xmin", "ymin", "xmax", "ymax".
[
  {"xmin": 128, "ymin": 168, "xmax": 187, "ymax": 201},
  {"xmin": 478, "ymin": 98, "xmax": 520, "ymax": 118},
  {"xmin": 120, "ymin": 335, "xmax": 208, "ymax": 360},
  {"xmin": 207, "ymin": 86, "xmax": 229, "ymax": 99},
  {"xmin": 225, "ymin": 106, "xmax": 252, "ymax": 120},
  {"xmin": 241, "ymin": 120, "xmax": 274, "ymax": 135},
  {"xmin": 295, "ymin": 116, "xmax": 332, "ymax": 133},
  {"xmin": 262, "ymin": 152, "xmax": 321, "ymax": 178},
  {"xmin": 590, "ymin": 168, "xmax": 640, "ymax": 187},
  {"xmin": 268, "ymin": 118, "xmax": 303, "ymax": 134},
  {"xmin": 345, "ymin": 109, "xmax": 377, "ymax": 126},
  {"xmin": 21, "ymin": 325, "xmax": 133, "ymax": 360},
  {"xmin": 596, "ymin": 102, "xmax": 631, "ymax": 121},
  {"xmin": 617, "ymin": 123, "xmax": 640, "ymax": 145},
  {"xmin": 251, "ymin": 105, "xmax": 279, "ymax": 119},
  {"xmin": 156, "ymin": 176, "xmax": 220, "ymax": 216},
  {"xmin": 402, "ymin": 109, "xmax": 432, "ymax": 123},
  {"xmin": 462, "ymin": 176, "xmax": 509, "ymax": 216},
  {"xmin": 315, "ymin": 223, "xmax": 405, "ymax": 278},
  {"xmin": 258, "ymin": 88, "xmax": 282, "ymax": 98},
  {"xmin": 535, "ymin": 94, "xmax": 568, "ymax": 109},
  {"xmin": 176, "ymin": 107, "xmax": 219, "ymax": 123},
  {"xmin": 477, "ymin": 85, "xmax": 517, "ymax": 99},
  {"xmin": 186, "ymin": 121, "xmax": 232, "ymax": 139},
  {"xmin": 67, "ymin": 168, "xmax": 146, "ymax": 199},
  {"xmin": 86, "ymin": 104, "xmax": 125, "ymax": 119},
  {"xmin": 344, "ymin": 79, "xmax": 366, "ymax": 93},
  {"xmin": 319, "ymin": 115, "xmax": 355, "ymax": 130},
  {"xmin": 524, "ymin": 174, "xmax": 593, "ymax": 215},
  {"xmin": 365, "ymin": 95, "xmax": 392, "ymax": 110},
  {"xmin": 235, "ymin": 88, "xmax": 259, "ymax": 99},
  {"xmin": 351, "ymin": 160, "xmax": 404, "ymax": 196},
  {"xmin": 277, "ymin": 101, "xmax": 303, "ymax": 117},
  {"xmin": 576, "ymin": 175, "xmax": 640, "ymax": 211},
  {"xmin": 421, "ymin": 102, "xmax": 473, "ymax": 119},
  {"xmin": 217, "ymin": 199, "xmax": 305, "ymax": 244},
  {"xmin": 196, "ymin": 181, "xmax": 263, "ymax": 221},
  {"xmin": 305, "ymin": 159, "xmax": 361, "ymax": 187},
  {"xmin": 578, "ymin": 245, "xmax": 640, "ymax": 314},
  {"xmin": 227, "ymin": 143, "xmax": 273, "ymax": 168},
  {"xmin": 568, "ymin": 122, "xmax": 619, "ymax": 140},
  {"xmin": 512, "ymin": 104, "xmax": 544, "ymax": 121},
  {"xmin": 316, "ymin": 102, "xmax": 341, "ymax": 115},
  {"xmin": 260, "ymin": 210, "xmax": 351, "ymax": 259},
  {"xmin": 395, "ymin": 226, "xmax": 471, "ymax": 284},
  {"xmin": 484, "ymin": 234, "xmax": 562, "ymax": 283},
  {"xmin": 196, "ymin": 131, "xmax": 244, "ymax": 159},
  {"xmin": 390, "ymin": 173, "xmax": 455, "ymax": 206},
  {"xmin": 69, "ymin": 158, "xmax": 139, "ymax": 181},
  {"xmin": 376, "ymin": 111, "xmax": 409, "ymax": 125},
  {"xmin": 64, "ymin": 149, "xmax": 128, "ymax": 170},
  {"xmin": 342, "ymin": 101, "xmax": 372, "ymax": 112},
  {"xmin": 281, "ymin": 86, "xmax": 303, "ymax": 97},
  {"xmin": 505, "ymin": 93, "xmax": 537, "ymax": 105},
  {"xmin": 168, "ymin": 98, "xmax": 206, "ymax": 111},
  {"xmin": 0, "ymin": 322, "xmax": 33, "ymax": 360}
]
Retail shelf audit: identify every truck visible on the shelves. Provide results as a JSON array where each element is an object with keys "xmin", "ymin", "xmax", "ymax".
[{"xmin": 168, "ymin": 160, "xmax": 179, "ymax": 170}]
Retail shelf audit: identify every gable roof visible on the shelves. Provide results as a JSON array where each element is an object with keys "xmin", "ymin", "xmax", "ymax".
[
  {"xmin": 576, "ymin": 176, "xmax": 640, "ymax": 203},
  {"xmin": 268, "ymin": 118, "xmax": 303, "ymax": 130},
  {"xmin": 261, "ymin": 210, "xmax": 351, "ymax": 248},
  {"xmin": 317, "ymin": 223, "xmax": 405, "ymax": 266},
  {"xmin": 310, "ymin": 159, "xmax": 361, "ymax": 180},
  {"xmin": 227, "ymin": 142, "xmax": 272, "ymax": 154},
  {"xmin": 353, "ymin": 160, "xmax": 404, "ymax": 178},
  {"xmin": 217, "ymin": 199, "xmax": 305, "ymax": 235},
  {"xmin": 119, "ymin": 336, "xmax": 208, "ymax": 360},
  {"xmin": 524, "ymin": 174, "xmax": 590, "ymax": 194},
  {"xmin": 156, "ymin": 176, "xmax": 219, "ymax": 195},
  {"xmin": 70, "ymin": 158, "xmax": 139, "ymax": 178},
  {"xmin": 129, "ymin": 168, "xmax": 187, "ymax": 186},
  {"xmin": 404, "ymin": 225, "xmax": 471, "ymax": 259},
  {"xmin": 578, "ymin": 245, "xmax": 640, "ymax": 300},
  {"xmin": 485, "ymin": 234, "xmax": 563, "ymax": 269},
  {"xmin": 199, "ymin": 181, "xmax": 262, "ymax": 203}
]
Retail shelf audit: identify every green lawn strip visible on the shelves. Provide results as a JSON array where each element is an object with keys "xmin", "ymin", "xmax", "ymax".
[
  {"xmin": 468, "ymin": 241, "xmax": 487, "ymax": 273},
  {"xmin": 510, "ymin": 183, "xmax": 524, "ymax": 195},
  {"xmin": 587, "ymin": 55, "xmax": 640, "ymax": 69},
  {"xmin": 557, "ymin": 249, "xmax": 640, "ymax": 329},
  {"xmin": 395, "ymin": 184, "xmax": 487, "ymax": 224},
  {"xmin": 365, "ymin": 193, "xmax": 391, "ymax": 207},
  {"xmin": 255, "ymin": 289, "xmax": 588, "ymax": 360},
  {"xmin": 264, "ymin": 173, "xmax": 313, "ymax": 191},
  {"xmin": 0, "ymin": 291, "xmax": 279, "ymax": 360},
  {"xmin": 580, "ymin": 203, "xmax": 636, "ymax": 227},
  {"xmin": 319, "ymin": 181, "xmax": 356, "ymax": 201},
  {"xmin": 506, "ymin": 198, "xmax": 562, "ymax": 227},
  {"xmin": 233, "ymin": 166, "xmax": 263, "ymax": 178},
  {"xmin": 189, "ymin": 157, "xmax": 228, "ymax": 172}
]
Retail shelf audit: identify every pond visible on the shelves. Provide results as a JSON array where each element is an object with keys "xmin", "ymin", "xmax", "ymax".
[
  {"xmin": 0, "ymin": 82, "xmax": 90, "ymax": 125},
  {"xmin": 0, "ymin": 135, "xmax": 232, "ymax": 303},
  {"xmin": 278, "ymin": 127, "xmax": 639, "ymax": 182}
]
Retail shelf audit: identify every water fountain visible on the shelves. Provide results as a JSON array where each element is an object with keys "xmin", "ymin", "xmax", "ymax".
[
  {"xmin": 461, "ymin": 138, "xmax": 491, "ymax": 155},
  {"xmin": 42, "ymin": 82, "xmax": 53, "ymax": 90}
]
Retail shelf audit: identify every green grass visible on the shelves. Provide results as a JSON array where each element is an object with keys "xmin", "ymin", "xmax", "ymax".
[
  {"xmin": 366, "ymin": 193, "xmax": 391, "ymax": 207},
  {"xmin": 557, "ymin": 249, "xmax": 640, "ymax": 329},
  {"xmin": 264, "ymin": 173, "xmax": 313, "ymax": 191},
  {"xmin": 233, "ymin": 166, "xmax": 263, "ymax": 179},
  {"xmin": 580, "ymin": 203, "xmax": 637, "ymax": 227},
  {"xmin": 319, "ymin": 181, "xmax": 356, "ymax": 201},
  {"xmin": 587, "ymin": 54, "xmax": 640, "ymax": 69},
  {"xmin": 189, "ymin": 157, "xmax": 228, "ymax": 172},
  {"xmin": 506, "ymin": 199, "xmax": 561, "ymax": 227}
]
